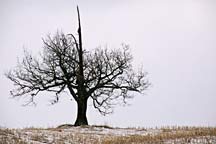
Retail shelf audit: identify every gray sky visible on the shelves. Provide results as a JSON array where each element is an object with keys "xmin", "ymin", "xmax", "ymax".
[{"xmin": 0, "ymin": 0, "xmax": 216, "ymax": 128}]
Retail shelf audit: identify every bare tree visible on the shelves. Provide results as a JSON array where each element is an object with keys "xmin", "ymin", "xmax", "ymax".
[{"xmin": 6, "ymin": 7, "xmax": 150, "ymax": 126}]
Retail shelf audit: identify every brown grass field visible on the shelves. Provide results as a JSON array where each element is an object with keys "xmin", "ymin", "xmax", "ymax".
[{"xmin": 0, "ymin": 125, "xmax": 216, "ymax": 144}]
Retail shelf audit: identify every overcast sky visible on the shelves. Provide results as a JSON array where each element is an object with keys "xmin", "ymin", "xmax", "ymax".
[{"xmin": 0, "ymin": 0, "xmax": 216, "ymax": 128}]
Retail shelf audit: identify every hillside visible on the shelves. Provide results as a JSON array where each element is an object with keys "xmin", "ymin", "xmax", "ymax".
[{"xmin": 0, "ymin": 125, "xmax": 216, "ymax": 144}]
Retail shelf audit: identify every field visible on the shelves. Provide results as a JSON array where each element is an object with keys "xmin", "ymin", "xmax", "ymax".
[{"xmin": 0, "ymin": 125, "xmax": 216, "ymax": 144}]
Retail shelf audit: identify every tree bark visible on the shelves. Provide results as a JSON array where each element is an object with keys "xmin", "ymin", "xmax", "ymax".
[{"xmin": 74, "ymin": 98, "xmax": 88, "ymax": 126}]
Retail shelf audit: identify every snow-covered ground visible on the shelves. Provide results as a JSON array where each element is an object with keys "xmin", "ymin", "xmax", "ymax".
[{"xmin": 0, "ymin": 126, "xmax": 216, "ymax": 144}]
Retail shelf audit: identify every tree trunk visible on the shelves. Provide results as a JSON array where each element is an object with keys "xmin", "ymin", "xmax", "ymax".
[{"xmin": 74, "ymin": 98, "xmax": 88, "ymax": 126}]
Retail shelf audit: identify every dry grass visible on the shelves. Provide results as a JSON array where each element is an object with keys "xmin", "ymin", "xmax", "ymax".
[
  {"xmin": 103, "ymin": 127, "xmax": 216, "ymax": 144},
  {"xmin": 0, "ymin": 126, "xmax": 216, "ymax": 144},
  {"xmin": 0, "ymin": 128, "xmax": 27, "ymax": 144}
]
